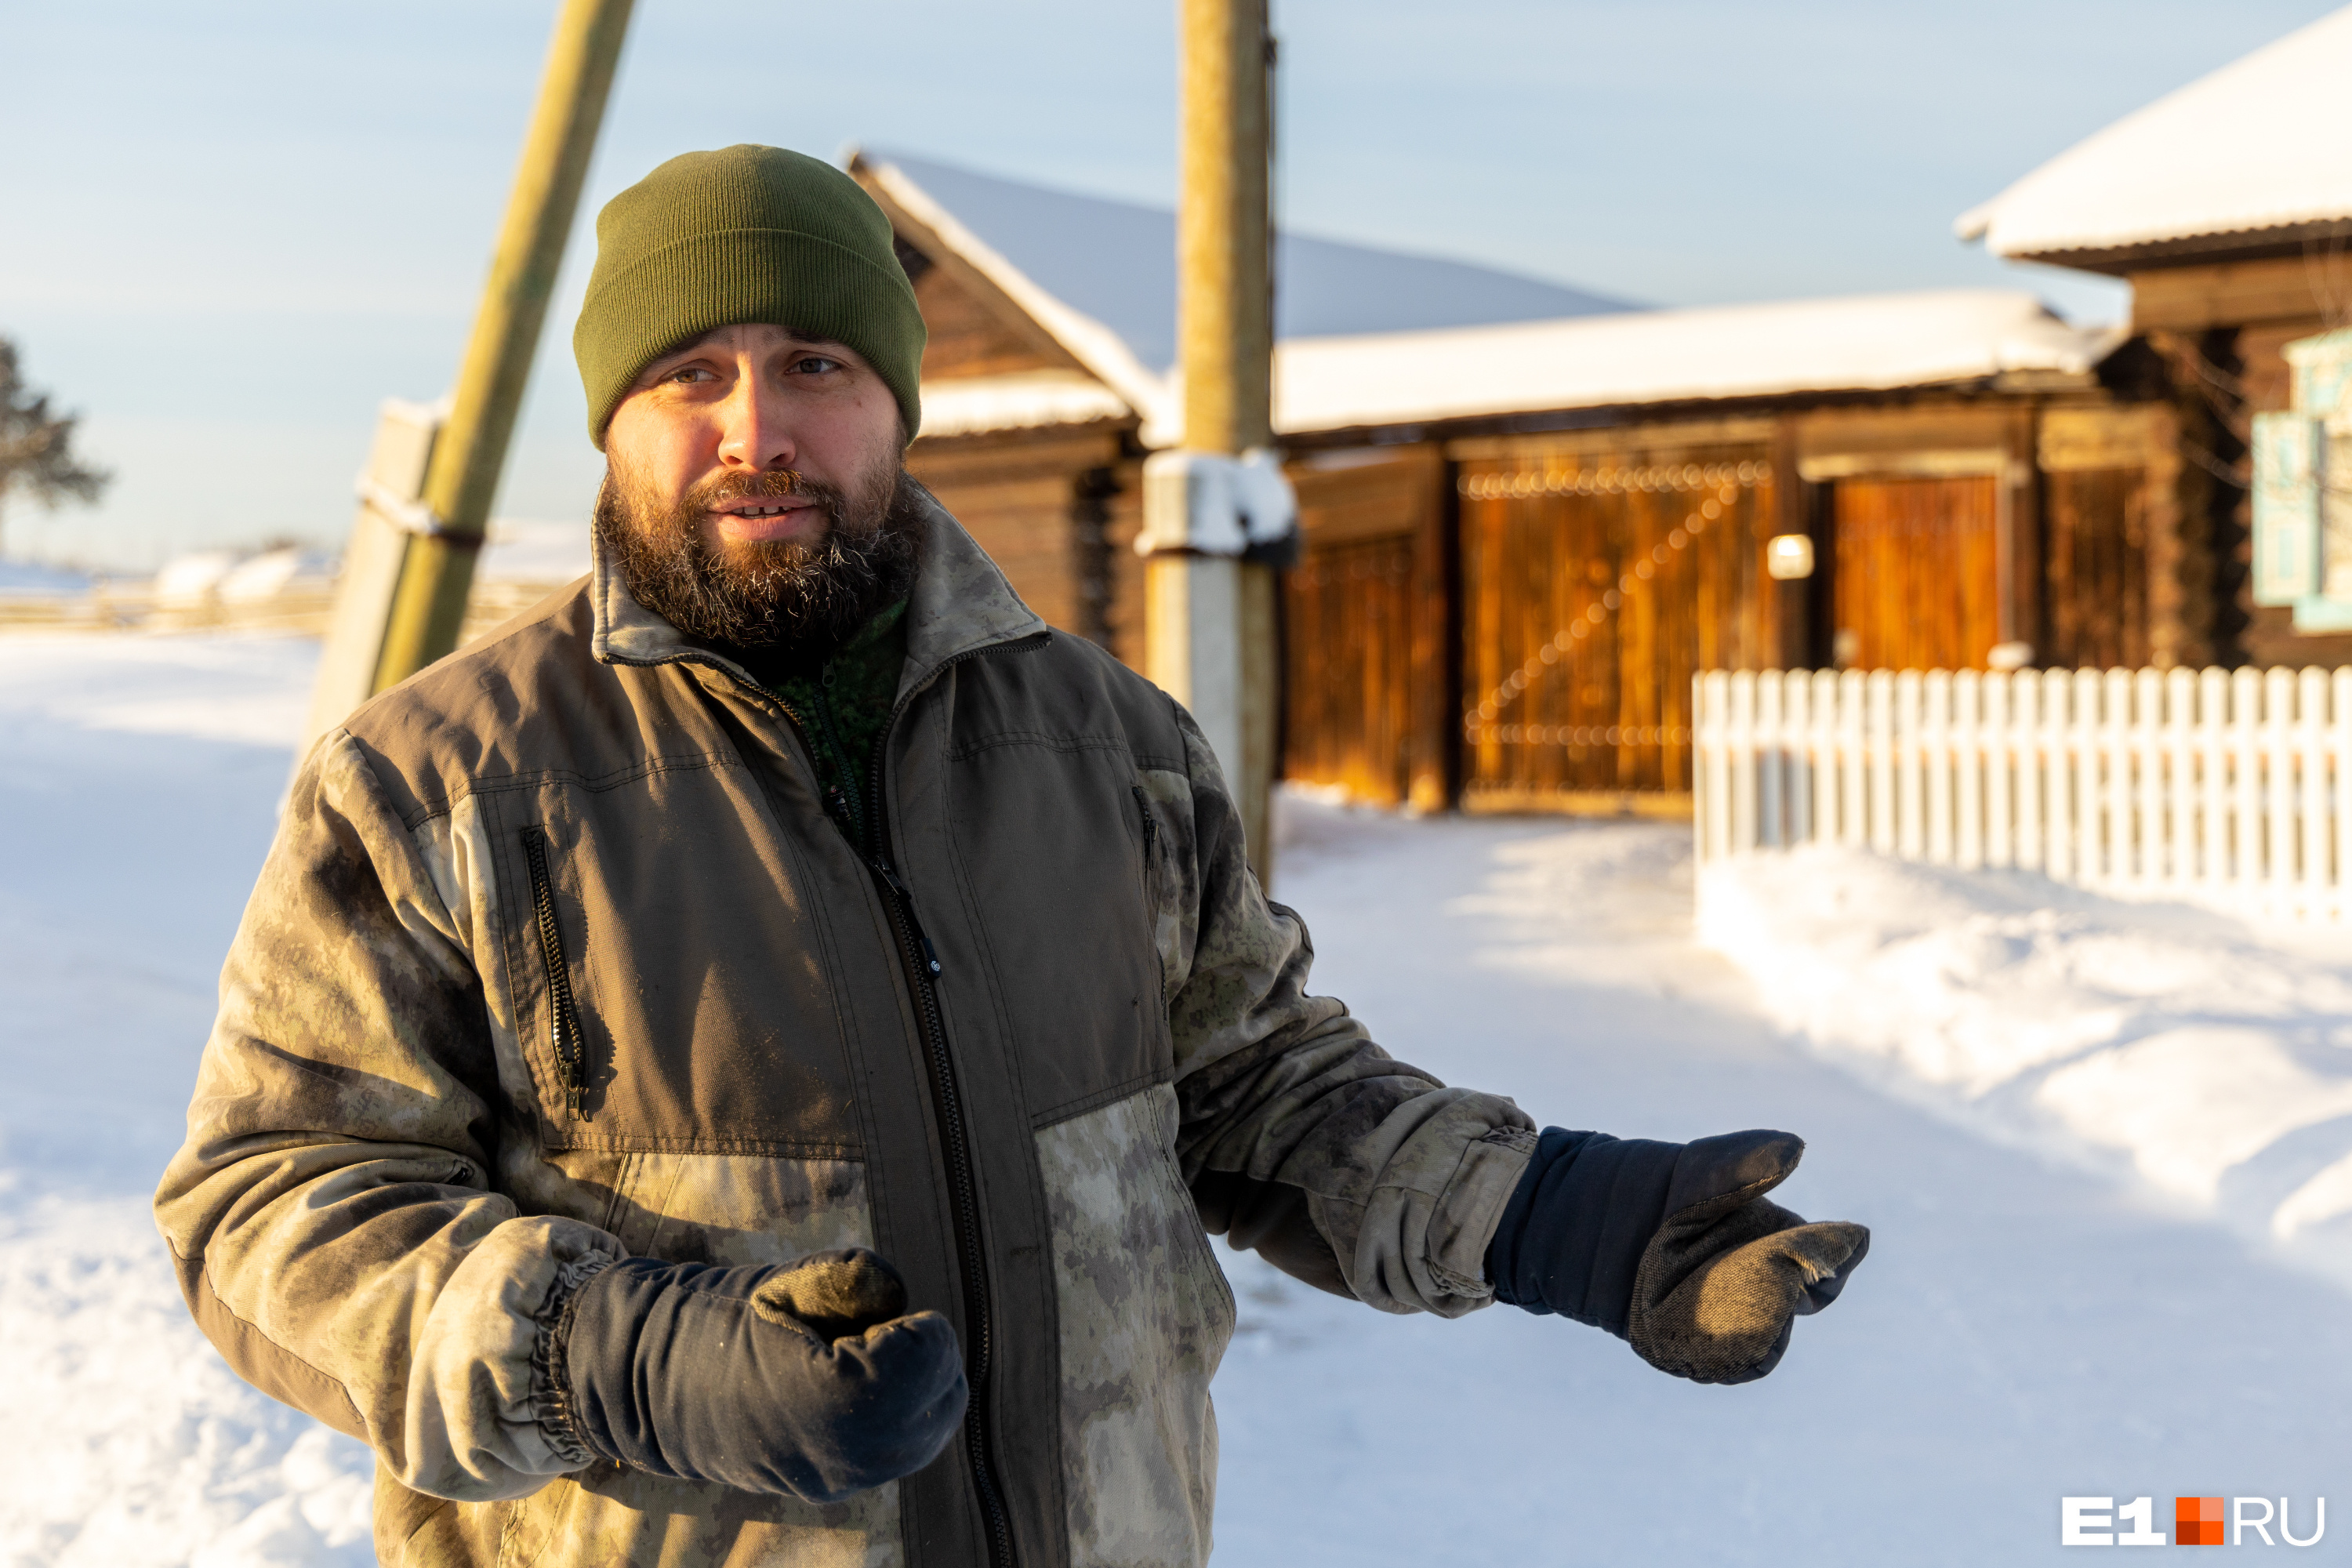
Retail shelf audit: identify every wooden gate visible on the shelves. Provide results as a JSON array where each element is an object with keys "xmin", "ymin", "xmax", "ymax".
[
  {"xmin": 1458, "ymin": 448, "xmax": 1778, "ymax": 807},
  {"xmin": 1830, "ymin": 474, "xmax": 1999, "ymax": 670}
]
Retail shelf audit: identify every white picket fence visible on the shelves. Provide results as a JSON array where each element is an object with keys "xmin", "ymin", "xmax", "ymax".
[{"xmin": 1691, "ymin": 666, "xmax": 2352, "ymax": 921}]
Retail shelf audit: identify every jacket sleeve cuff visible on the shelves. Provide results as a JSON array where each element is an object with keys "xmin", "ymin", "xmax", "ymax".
[
  {"xmin": 532, "ymin": 1247, "xmax": 622, "ymax": 1468},
  {"xmin": 1313, "ymin": 1091, "xmax": 1537, "ymax": 1319}
]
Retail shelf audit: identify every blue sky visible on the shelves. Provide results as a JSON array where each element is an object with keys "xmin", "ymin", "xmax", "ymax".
[{"xmin": 1, "ymin": 0, "xmax": 2340, "ymax": 569}]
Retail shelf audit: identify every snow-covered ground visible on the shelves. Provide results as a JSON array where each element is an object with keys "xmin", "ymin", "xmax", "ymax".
[
  {"xmin": 3, "ymin": 631, "xmax": 2349, "ymax": 1565},
  {"xmin": 0, "ymin": 633, "xmax": 373, "ymax": 1567},
  {"xmin": 1700, "ymin": 847, "xmax": 2352, "ymax": 1290}
]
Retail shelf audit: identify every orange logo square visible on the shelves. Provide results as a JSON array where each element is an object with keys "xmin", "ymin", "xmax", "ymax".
[{"xmin": 2176, "ymin": 1496, "xmax": 2225, "ymax": 1546}]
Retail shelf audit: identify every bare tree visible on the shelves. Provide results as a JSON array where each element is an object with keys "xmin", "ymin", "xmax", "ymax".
[{"xmin": 0, "ymin": 338, "xmax": 110, "ymax": 557}]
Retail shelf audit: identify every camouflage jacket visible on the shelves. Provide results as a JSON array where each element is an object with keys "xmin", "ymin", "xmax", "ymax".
[{"xmin": 154, "ymin": 498, "xmax": 1536, "ymax": 1568}]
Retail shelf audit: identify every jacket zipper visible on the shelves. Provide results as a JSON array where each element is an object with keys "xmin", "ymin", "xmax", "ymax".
[
  {"xmin": 1131, "ymin": 783, "xmax": 1158, "ymax": 860},
  {"xmin": 520, "ymin": 826, "xmax": 588, "ymax": 1118},
  {"xmin": 865, "ymin": 848, "xmax": 1011, "ymax": 1565},
  {"xmin": 860, "ymin": 648, "xmax": 1022, "ymax": 1568},
  {"xmin": 763, "ymin": 635, "xmax": 1044, "ymax": 1568}
]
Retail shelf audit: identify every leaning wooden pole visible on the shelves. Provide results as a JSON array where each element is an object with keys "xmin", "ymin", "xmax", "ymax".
[
  {"xmin": 371, "ymin": 0, "xmax": 634, "ymax": 689},
  {"xmin": 1152, "ymin": 0, "xmax": 1281, "ymax": 882}
]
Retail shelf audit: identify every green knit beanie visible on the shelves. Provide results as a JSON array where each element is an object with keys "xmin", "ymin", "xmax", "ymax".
[{"xmin": 573, "ymin": 145, "xmax": 925, "ymax": 449}]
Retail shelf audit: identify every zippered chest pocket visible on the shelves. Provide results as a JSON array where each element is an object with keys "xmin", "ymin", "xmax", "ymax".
[
  {"xmin": 497, "ymin": 780, "xmax": 866, "ymax": 1156},
  {"xmin": 521, "ymin": 826, "xmax": 589, "ymax": 1117}
]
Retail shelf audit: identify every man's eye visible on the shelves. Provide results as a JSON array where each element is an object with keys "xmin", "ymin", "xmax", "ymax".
[
  {"xmin": 791, "ymin": 356, "xmax": 841, "ymax": 375},
  {"xmin": 667, "ymin": 366, "xmax": 715, "ymax": 384}
]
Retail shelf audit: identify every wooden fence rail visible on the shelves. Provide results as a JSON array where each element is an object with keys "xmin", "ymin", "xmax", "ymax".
[{"xmin": 1692, "ymin": 666, "xmax": 2352, "ymax": 921}]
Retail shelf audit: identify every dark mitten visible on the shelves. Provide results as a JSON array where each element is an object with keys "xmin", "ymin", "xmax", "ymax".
[
  {"xmin": 557, "ymin": 1247, "xmax": 967, "ymax": 1500},
  {"xmin": 1486, "ymin": 1127, "xmax": 1867, "ymax": 1385}
]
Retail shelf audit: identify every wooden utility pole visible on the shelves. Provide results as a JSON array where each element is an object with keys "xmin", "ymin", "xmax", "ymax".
[
  {"xmin": 1149, "ymin": 0, "xmax": 1285, "ymax": 882},
  {"xmin": 317, "ymin": 0, "xmax": 632, "ymax": 728}
]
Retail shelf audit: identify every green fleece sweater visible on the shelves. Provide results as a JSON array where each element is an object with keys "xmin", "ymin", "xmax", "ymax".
[{"xmin": 731, "ymin": 600, "xmax": 907, "ymax": 859}]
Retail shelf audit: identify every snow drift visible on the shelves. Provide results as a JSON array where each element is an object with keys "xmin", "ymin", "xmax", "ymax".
[{"xmin": 1700, "ymin": 844, "xmax": 2352, "ymax": 1284}]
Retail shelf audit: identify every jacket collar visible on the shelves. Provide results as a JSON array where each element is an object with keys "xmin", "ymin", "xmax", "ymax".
[{"xmin": 590, "ymin": 485, "xmax": 1050, "ymax": 700}]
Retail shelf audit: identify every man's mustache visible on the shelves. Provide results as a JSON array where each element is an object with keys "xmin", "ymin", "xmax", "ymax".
[{"xmin": 686, "ymin": 470, "xmax": 840, "ymax": 511}]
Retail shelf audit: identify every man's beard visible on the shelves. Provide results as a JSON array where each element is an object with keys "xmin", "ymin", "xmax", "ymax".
[{"xmin": 594, "ymin": 458, "xmax": 924, "ymax": 654}]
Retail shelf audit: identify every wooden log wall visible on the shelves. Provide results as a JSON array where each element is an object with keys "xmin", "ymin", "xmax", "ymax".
[{"xmin": 903, "ymin": 426, "xmax": 1136, "ymax": 655}]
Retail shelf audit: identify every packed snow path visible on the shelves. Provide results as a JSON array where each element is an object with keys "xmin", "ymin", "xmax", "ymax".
[{"xmin": 2, "ymin": 632, "xmax": 2347, "ymax": 1566}]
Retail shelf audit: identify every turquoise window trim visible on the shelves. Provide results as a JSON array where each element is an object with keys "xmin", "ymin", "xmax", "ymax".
[
  {"xmin": 2292, "ymin": 593, "xmax": 2352, "ymax": 633},
  {"xmin": 2251, "ymin": 411, "xmax": 2321, "ymax": 606},
  {"xmin": 2254, "ymin": 329, "xmax": 2352, "ymax": 630}
]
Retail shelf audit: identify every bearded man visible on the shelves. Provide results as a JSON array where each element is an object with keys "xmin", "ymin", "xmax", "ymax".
[{"xmin": 158, "ymin": 146, "xmax": 1868, "ymax": 1568}]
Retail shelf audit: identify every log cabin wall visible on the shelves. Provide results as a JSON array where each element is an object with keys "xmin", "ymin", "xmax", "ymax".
[
  {"xmin": 903, "ymin": 426, "xmax": 1142, "ymax": 657},
  {"xmin": 890, "ymin": 194, "xmax": 1155, "ymax": 667},
  {"xmin": 2129, "ymin": 249, "xmax": 2352, "ymax": 667}
]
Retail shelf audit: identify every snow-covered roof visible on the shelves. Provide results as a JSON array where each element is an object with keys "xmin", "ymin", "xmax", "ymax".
[
  {"xmin": 866, "ymin": 155, "xmax": 2112, "ymax": 443},
  {"xmin": 858, "ymin": 148, "xmax": 1635, "ymax": 424},
  {"xmin": 1272, "ymin": 289, "xmax": 2118, "ymax": 437},
  {"xmin": 920, "ymin": 371, "xmax": 1132, "ymax": 441},
  {"xmin": 1955, "ymin": 6, "xmax": 2352, "ymax": 266}
]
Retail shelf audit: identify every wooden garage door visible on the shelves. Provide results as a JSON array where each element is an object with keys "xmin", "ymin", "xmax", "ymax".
[
  {"xmin": 1459, "ymin": 452, "xmax": 1777, "ymax": 803},
  {"xmin": 1831, "ymin": 474, "xmax": 1998, "ymax": 671}
]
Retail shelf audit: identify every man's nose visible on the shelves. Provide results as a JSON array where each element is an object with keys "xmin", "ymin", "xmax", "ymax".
[{"xmin": 716, "ymin": 363, "xmax": 797, "ymax": 471}]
